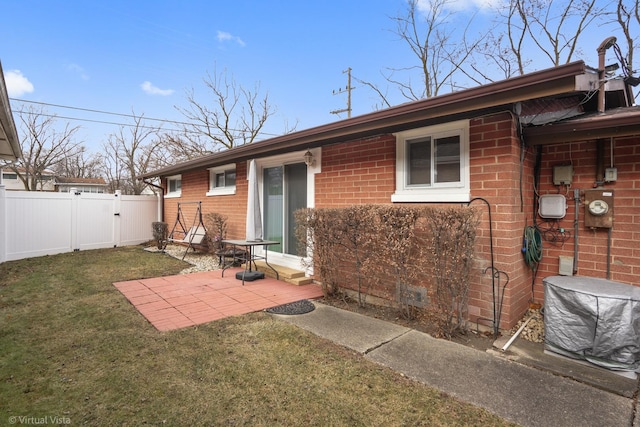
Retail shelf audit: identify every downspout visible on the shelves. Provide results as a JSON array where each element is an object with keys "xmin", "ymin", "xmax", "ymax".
[{"xmin": 144, "ymin": 178, "xmax": 165, "ymax": 222}]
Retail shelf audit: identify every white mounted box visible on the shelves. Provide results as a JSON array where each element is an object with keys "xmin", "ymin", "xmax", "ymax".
[
  {"xmin": 559, "ymin": 256, "xmax": 574, "ymax": 276},
  {"xmin": 605, "ymin": 167, "xmax": 618, "ymax": 182},
  {"xmin": 538, "ymin": 194, "xmax": 567, "ymax": 219}
]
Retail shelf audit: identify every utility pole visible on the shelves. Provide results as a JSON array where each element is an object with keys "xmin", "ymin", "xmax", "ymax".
[{"xmin": 330, "ymin": 67, "xmax": 355, "ymax": 118}]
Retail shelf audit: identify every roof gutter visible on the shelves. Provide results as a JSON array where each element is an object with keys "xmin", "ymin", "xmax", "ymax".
[
  {"xmin": 0, "ymin": 61, "xmax": 21, "ymax": 161},
  {"xmin": 141, "ymin": 61, "xmax": 588, "ymax": 179}
]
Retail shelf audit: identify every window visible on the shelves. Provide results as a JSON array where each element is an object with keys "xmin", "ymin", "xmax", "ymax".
[
  {"xmin": 2, "ymin": 173, "xmax": 17, "ymax": 180},
  {"xmin": 207, "ymin": 164, "xmax": 236, "ymax": 196},
  {"xmin": 392, "ymin": 120, "xmax": 469, "ymax": 203},
  {"xmin": 166, "ymin": 175, "xmax": 182, "ymax": 198}
]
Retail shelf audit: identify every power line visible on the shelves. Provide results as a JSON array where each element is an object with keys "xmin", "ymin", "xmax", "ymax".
[
  {"xmin": 21, "ymin": 111, "xmax": 188, "ymax": 134},
  {"xmin": 9, "ymin": 98, "xmax": 283, "ymax": 138},
  {"xmin": 10, "ymin": 97, "xmax": 193, "ymax": 127}
]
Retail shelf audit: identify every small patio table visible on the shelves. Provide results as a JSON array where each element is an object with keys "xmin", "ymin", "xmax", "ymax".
[{"xmin": 221, "ymin": 239, "xmax": 280, "ymax": 285}]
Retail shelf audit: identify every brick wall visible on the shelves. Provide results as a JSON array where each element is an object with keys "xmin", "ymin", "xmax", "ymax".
[
  {"xmin": 315, "ymin": 113, "xmax": 532, "ymax": 329},
  {"xmin": 163, "ymin": 161, "xmax": 249, "ymax": 242},
  {"xmin": 467, "ymin": 113, "xmax": 532, "ymax": 329},
  {"xmin": 161, "ymin": 116, "xmax": 640, "ymax": 331},
  {"xmin": 535, "ymin": 135, "xmax": 640, "ymax": 285},
  {"xmin": 315, "ymin": 135, "xmax": 396, "ymax": 207}
]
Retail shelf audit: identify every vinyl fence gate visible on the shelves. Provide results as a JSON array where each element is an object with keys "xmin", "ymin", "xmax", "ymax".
[{"xmin": 0, "ymin": 187, "xmax": 160, "ymax": 263}]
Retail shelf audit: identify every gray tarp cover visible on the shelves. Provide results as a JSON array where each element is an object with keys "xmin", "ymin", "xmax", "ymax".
[{"xmin": 544, "ymin": 275, "xmax": 640, "ymax": 372}]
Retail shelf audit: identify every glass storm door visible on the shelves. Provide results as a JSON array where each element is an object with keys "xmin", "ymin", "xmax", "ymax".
[{"xmin": 263, "ymin": 163, "xmax": 307, "ymax": 256}]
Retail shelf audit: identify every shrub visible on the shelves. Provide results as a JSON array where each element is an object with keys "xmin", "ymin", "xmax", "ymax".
[
  {"xmin": 297, "ymin": 204, "xmax": 479, "ymax": 337},
  {"xmin": 374, "ymin": 205, "xmax": 424, "ymax": 320},
  {"xmin": 203, "ymin": 212, "xmax": 228, "ymax": 254},
  {"xmin": 295, "ymin": 208, "xmax": 342, "ymax": 297},
  {"xmin": 151, "ymin": 221, "xmax": 168, "ymax": 250},
  {"xmin": 423, "ymin": 207, "xmax": 479, "ymax": 338}
]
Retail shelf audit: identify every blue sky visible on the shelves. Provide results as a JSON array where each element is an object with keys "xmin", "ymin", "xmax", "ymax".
[{"xmin": 1, "ymin": 0, "xmax": 628, "ymax": 152}]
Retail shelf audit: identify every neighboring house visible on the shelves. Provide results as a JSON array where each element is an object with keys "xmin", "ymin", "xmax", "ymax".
[
  {"xmin": 55, "ymin": 177, "xmax": 108, "ymax": 193},
  {"xmin": 1, "ymin": 169, "xmax": 108, "ymax": 193},
  {"xmin": 141, "ymin": 58, "xmax": 640, "ymax": 330},
  {"xmin": 1, "ymin": 167, "xmax": 56, "ymax": 191}
]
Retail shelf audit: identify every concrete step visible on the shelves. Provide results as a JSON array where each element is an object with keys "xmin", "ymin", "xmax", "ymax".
[
  {"xmin": 287, "ymin": 276, "xmax": 314, "ymax": 286},
  {"xmin": 249, "ymin": 261, "xmax": 312, "ymax": 286}
]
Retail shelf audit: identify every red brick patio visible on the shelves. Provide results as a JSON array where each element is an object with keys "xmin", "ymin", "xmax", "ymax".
[{"xmin": 113, "ymin": 267, "xmax": 324, "ymax": 331}]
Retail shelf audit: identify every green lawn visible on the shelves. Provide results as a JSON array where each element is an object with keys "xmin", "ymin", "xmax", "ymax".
[{"xmin": 0, "ymin": 247, "xmax": 515, "ymax": 426}]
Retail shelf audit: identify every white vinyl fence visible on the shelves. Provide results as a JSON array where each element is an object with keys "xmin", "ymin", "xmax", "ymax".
[{"xmin": 0, "ymin": 186, "xmax": 160, "ymax": 263}]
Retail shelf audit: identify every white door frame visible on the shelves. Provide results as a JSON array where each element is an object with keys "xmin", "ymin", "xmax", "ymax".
[{"xmin": 250, "ymin": 148, "xmax": 320, "ymax": 271}]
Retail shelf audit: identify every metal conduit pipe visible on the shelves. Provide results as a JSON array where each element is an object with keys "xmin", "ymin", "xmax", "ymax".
[
  {"xmin": 607, "ymin": 228, "xmax": 612, "ymax": 279},
  {"xmin": 573, "ymin": 188, "xmax": 579, "ymax": 274}
]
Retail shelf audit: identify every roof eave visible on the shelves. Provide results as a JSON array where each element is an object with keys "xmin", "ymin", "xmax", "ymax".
[
  {"xmin": 142, "ymin": 61, "xmax": 588, "ymax": 179},
  {"xmin": 0, "ymin": 61, "xmax": 21, "ymax": 162},
  {"xmin": 523, "ymin": 107, "xmax": 640, "ymax": 145}
]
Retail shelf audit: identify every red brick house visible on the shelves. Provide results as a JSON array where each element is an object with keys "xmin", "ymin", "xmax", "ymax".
[{"xmin": 142, "ymin": 60, "xmax": 640, "ymax": 330}]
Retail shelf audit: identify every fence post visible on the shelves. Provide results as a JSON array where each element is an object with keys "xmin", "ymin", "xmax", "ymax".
[
  {"xmin": 70, "ymin": 188, "xmax": 79, "ymax": 251},
  {"xmin": 0, "ymin": 184, "xmax": 6, "ymax": 263},
  {"xmin": 113, "ymin": 190, "xmax": 122, "ymax": 247}
]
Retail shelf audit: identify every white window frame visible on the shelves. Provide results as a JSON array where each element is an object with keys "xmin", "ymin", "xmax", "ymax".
[
  {"xmin": 165, "ymin": 174, "xmax": 182, "ymax": 198},
  {"xmin": 392, "ymin": 120, "xmax": 470, "ymax": 203},
  {"xmin": 206, "ymin": 163, "xmax": 236, "ymax": 196}
]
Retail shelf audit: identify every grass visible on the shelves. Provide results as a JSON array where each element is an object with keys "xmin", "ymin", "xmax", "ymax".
[{"xmin": 0, "ymin": 247, "xmax": 516, "ymax": 426}]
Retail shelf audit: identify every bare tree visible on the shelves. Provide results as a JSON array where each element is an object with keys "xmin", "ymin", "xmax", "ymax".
[
  {"xmin": 175, "ymin": 67, "xmax": 276, "ymax": 154},
  {"xmin": 355, "ymin": 0, "xmax": 484, "ymax": 108},
  {"xmin": 612, "ymin": 0, "xmax": 640, "ymax": 85},
  {"xmin": 101, "ymin": 112, "xmax": 165, "ymax": 195},
  {"xmin": 389, "ymin": 0, "xmax": 482, "ymax": 99},
  {"xmin": 11, "ymin": 105, "xmax": 82, "ymax": 191},
  {"xmin": 159, "ymin": 131, "xmax": 217, "ymax": 162},
  {"xmin": 465, "ymin": 31, "xmax": 525, "ymax": 83},
  {"xmin": 53, "ymin": 146, "xmax": 103, "ymax": 178},
  {"xmin": 494, "ymin": 0, "xmax": 603, "ymax": 74}
]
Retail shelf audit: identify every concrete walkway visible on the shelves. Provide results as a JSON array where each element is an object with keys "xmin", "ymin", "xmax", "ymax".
[{"xmin": 271, "ymin": 302, "xmax": 639, "ymax": 427}]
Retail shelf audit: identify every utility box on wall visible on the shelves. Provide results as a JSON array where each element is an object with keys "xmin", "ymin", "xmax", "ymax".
[{"xmin": 584, "ymin": 189, "xmax": 614, "ymax": 229}]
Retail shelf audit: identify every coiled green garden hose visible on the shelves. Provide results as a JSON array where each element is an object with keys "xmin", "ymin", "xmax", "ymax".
[
  {"xmin": 523, "ymin": 225, "xmax": 543, "ymax": 304},
  {"xmin": 522, "ymin": 225, "xmax": 542, "ymax": 268}
]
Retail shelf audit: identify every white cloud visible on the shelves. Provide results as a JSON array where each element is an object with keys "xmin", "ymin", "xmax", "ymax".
[
  {"xmin": 68, "ymin": 63, "xmax": 89, "ymax": 81},
  {"xmin": 4, "ymin": 69, "xmax": 34, "ymax": 97},
  {"xmin": 216, "ymin": 30, "xmax": 246, "ymax": 47},
  {"xmin": 140, "ymin": 81, "xmax": 174, "ymax": 96},
  {"xmin": 417, "ymin": 0, "xmax": 502, "ymax": 13}
]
